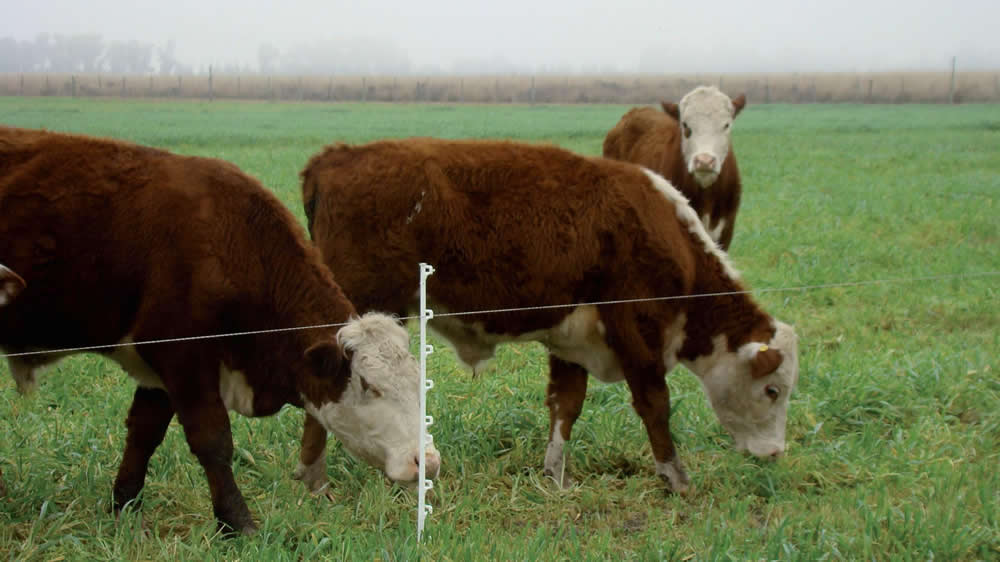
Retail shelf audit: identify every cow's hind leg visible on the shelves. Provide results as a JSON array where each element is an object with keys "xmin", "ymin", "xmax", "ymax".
[
  {"xmin": 624, "ymin": 369, "xmax": 690, "ymax": 494},
  {"xmin": 113, "ymin": 386, "xmax": 175, "ymax": 514},
  {"xmin": 543, "ymin": 356, "xmax": 589, "ymax": 488},
  {"xmin": 294, "ymin": 413, "xmax": 332, "ymax": 496}
]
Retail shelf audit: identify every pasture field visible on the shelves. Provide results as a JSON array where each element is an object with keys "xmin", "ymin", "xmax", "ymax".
[{"xmin": 0, "ymin": 98, "xmax": 997, "ymax": 560}]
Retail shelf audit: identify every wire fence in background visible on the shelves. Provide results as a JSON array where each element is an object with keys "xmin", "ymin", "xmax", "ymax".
[{"xmin": 2, "ymin": 70, "xmax": 999, "ymax": 104}]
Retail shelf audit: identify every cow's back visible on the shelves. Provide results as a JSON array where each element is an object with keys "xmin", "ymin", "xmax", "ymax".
[
  {"xmin": 0, "ymin": 126, "xmax": 336, "ymax": 353},
  {"xmin": 602, "ymin": 107, "xmax": 679, "ymax": 173},
  {"xmin": 303, "ymin": 138, "xmax": 699, "ymax": 334}
]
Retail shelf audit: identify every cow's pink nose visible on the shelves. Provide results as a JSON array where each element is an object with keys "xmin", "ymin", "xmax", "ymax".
[
  {"xmin": 415, "ymin": 452, "xmax": 441, "ymax": 479},
  {"xmin": 694, "ymin": 154, "xmax": 717, "ymax": 170}
]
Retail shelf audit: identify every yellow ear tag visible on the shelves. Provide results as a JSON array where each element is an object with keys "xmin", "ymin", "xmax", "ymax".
[{"xmin": 759, "ymin": 345, "xmax": 769, "ymax": 352}]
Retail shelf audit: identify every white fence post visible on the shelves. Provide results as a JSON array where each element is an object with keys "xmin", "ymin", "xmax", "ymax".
[{"xmin": 417, "ymin": 262, "xmax": 435, "ymax": 542}]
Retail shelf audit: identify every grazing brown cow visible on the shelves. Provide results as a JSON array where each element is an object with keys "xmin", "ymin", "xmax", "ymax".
[
  {"xmin": 603, "ymin": 86, "xmax": 746, "ymax": 250},
  {"xmin": 0, "ymin": 126, "xmax": 440, "ymax": 534},
  {"xmin": 299, "ymin": 138, "xmax": 799, "ymax": 494}
]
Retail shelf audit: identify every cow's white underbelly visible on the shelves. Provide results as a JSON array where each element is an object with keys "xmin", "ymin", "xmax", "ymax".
[
  {"xmin": 425, "ymin": 304, "xmax": 625, "ymax": 383},
  {"xmin": 111, "ymin": 336, "xmax": 256, "ymax": 416}
]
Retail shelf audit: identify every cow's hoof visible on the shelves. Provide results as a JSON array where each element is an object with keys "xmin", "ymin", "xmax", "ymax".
[
  {"xmin": 217, "ymin": 520, "xmax": 258, "ymax": 538},
  {"xmin": 543, "ymin": 468, "xmax": 577, "ymax": 490},
  {"xmin": 657, "ymin": 461, "xmax": 691, "ymax": 495},
  {"xmin": 293, "ymin": 460, "xmax": 330, "ymax": 495}
]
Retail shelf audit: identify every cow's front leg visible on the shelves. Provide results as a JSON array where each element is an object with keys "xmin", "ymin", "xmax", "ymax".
[
  {"xmin": 174, "ymin": 395, "xmax": 255, "ymax": 535},
  {"xmin": 543, "ymin": 356, "xmax": 589, "ymax": 488},
  {"xmin": 113, "ymin": 386, "xmax": 175, "ymax": 514},
  {"xmin": 151, "ymin": 351, "xmax": 256, "ymax": 536},
  {"xmin": 294, "ymin": 413, "xmax": 331, "ymax": 495},
  {"xmin": 624, "ymin": 370, "xmax": 690, "ymax": 494}
]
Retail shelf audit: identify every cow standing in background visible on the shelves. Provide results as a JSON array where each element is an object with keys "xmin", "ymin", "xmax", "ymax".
[
  {"xmin": 604, "ymin": 86, "xmax": 746, "ymax": 250},
  {"xmin": 299, "ymin": 138, "xmax": 799, "ymax": 494},
  {"xmin": 0, "ymin": 126, "xmax": 440, "ymax": 534}
]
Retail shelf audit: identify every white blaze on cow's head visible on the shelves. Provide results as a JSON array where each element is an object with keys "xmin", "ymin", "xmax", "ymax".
[
  {"xmin": 0, "ymin": 264, "xmax": 26, "ymax": 307},
  {"xmin": 302, "ymin": 313, "xmax": 441, "ymax": 484},
  {"xmin": 686, "ymin": 321, "xmax": 799, "ymax": 458},
  {"xmin": 661, "ymin": 86, "xmax": 746, "ymax": 188}
]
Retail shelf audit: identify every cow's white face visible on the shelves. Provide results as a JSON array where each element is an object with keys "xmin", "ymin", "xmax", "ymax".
[
  {"xmin": 0, "ymin": 264, "xmax": 26, "ymax": 307},
  {"xmin": 662, "ymin": 86, "xmax": 745, "ymax": 188},
  {"xmin": 304, "ymin": 313, "xmax": 441, "ymax": 484},
  {"xmin": 686, "ymin": 321, "xmax": 798, "ymax": 457}
]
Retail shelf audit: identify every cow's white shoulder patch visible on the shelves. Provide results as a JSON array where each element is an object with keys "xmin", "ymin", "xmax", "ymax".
[
  {"xmin": 641, "ymin": 168, "xmax": 740, "ymax": 281},
  {"xmin": 220, "ymin": 366, "xmax": 255, "ymax": 416},
  {"xmin": 111, "ymin": 336, "xmax": 164, "ymax": 390}
]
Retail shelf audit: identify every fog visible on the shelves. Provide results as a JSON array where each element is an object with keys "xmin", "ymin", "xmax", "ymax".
[{"xmin": 2, "ymin": 0, "xmax": 997, "ymax": 74}]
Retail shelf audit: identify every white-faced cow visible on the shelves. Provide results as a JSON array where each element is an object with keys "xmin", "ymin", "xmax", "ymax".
[
  {"xmin": 604, "ymin": 86, "xmax": 746, "ymax": 250},
  {"xmin": 299, "ymin": 138, "xmax": 799, "ymax": 494},
  {"xmin": 0, "ymin": 126, "xmax": 440, "ymax": 534}
]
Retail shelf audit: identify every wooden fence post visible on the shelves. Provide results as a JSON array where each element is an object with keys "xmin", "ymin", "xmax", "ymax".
[
  {"xmin": 948, "ymin": 56, "xmax": 956, "ymax": 104},
  {"xmin": 121, "ymin": 76, "xmax": 126, "ymax": 97},
  {"xmin": 177, "ymin": 75, "xmax": 182, "ymax": 98},
  {"xmin": 237, "ymin": 75, "xmax": 241, "ymax": 98},
  {"xmin": 327, "ymin": 77, "xmax": 332, "ymax": 101},
  {"xmin": 531, "ymin": 75, "xmax": 536, "ymax": 104},
  {"xmin": 362, "ymin": 77, "xmax": 367, "ymax": 102},
  {"xmin": 867, "ymin": 79, "xmax": 873, "ymax": 103},
  {"xmin": 764, "ymin": 76, "xmax": 769, "ymax": 104},
  {"xmin": 71, "ymin": 75, "xmax": 77, "ymax": 98}
]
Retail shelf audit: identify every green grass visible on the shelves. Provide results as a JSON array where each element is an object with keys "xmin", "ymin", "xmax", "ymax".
[{"xmin": 1, "ymin": 98, "xmax": 998, "ymax": 560}]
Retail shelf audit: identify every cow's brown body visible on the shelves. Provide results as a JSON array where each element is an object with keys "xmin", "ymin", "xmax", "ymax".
[
  {"xmin": 0, "ymin": 126, "xmax": 392, "ymax": 533},
  {"xmin": 300, "ymin": 138, "xmax": 799, "ymax": 492},
  {"xmin": 603, "ymin": 104, "xmax": 742, "ymax": 250}
]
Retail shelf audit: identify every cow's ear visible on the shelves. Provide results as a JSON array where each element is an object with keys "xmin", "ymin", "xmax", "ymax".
[
  {"xmin": 305, "ymin": 341, "xmax": 353, "ymax": 394},
  {"xmin": 0, "ymin": 267, "xmax": 25, "ymax": 307},
  {"xmin": 660, "ymin": 101, "xmax": 680, "ymax": 119},
  {"xmin": 750, "ymin": 346, "xmax": 782, "ymax": 379},
  {"xmin": 731, "ymin": 94, "xmax": 747, "ymax": 118}
]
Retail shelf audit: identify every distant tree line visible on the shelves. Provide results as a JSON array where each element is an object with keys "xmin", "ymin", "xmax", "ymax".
[
  {"xmin": 0, "ymin": 32, "xmax": 619, "ymax": 77},
  {"xmin": 0, "ymin": 34, "xmax": 192, "ymax": 75}
]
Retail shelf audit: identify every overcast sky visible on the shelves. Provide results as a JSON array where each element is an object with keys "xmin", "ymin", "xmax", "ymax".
[{"xmin": 2, "ymin": 0, "xmax": 997, "ymax": 73}]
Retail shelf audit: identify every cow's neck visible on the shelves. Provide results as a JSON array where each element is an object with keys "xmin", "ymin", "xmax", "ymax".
[{"xmin": 677, "ymin": 256, "xmax": 775, "ymax": 366}]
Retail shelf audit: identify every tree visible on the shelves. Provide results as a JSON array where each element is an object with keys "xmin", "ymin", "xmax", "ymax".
[
  {"xmin": 105, "ymin": 40, "xmax": 153, "ymax": 74},
  {"xmin": 258, "ymin": 43, "xmax": 280, "ymax": 74},
  {"xmin": 158, "ymin": 39, "xmax": 179, "ymax": 75},
  {"xmin": 0, "ymin": 37, "xmax": 17, "ymax": 72}
]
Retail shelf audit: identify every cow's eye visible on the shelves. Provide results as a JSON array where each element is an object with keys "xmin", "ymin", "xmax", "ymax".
[
  {"xmin": 682, "ymin": 122, "xmax": 691, "ymax": 138},
  {"xmin": 723, "ymin": 122, "xmax": 730, "ymax": 130},
  {"xmin": 765, "ymin": 385, "xmax": 780, "ymax": 401}
]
